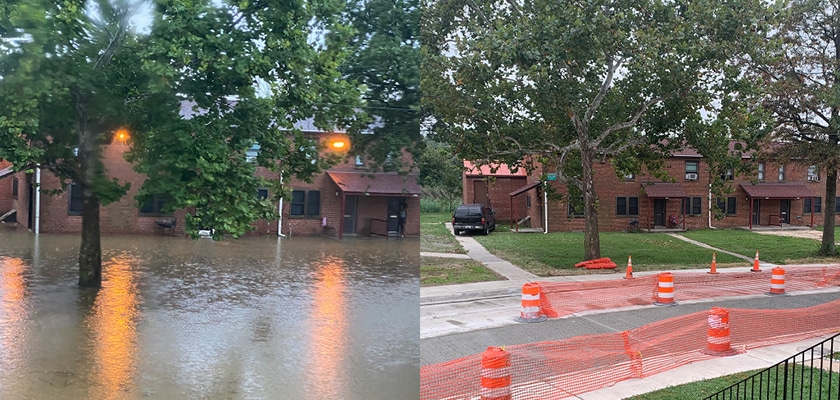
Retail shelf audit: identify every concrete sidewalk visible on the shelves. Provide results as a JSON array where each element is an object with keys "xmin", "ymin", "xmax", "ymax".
[{"xmin": 420, "ymin": 229, "xmax": 840, "ymax": 398}]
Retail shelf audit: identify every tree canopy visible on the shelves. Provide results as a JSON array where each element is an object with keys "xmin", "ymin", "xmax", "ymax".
[
  {"xmin": 342, "ymin": 0, "xmax": 421, "ymax": 171},
  {"xmin": 744, "ymin": 0, "xmax": 840, "ymax": 255},
  {"xmin": 422, "ymin": 0, "xmax": 770, "ymax": 260}
]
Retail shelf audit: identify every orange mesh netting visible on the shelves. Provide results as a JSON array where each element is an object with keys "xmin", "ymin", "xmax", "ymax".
[
  {"xmin": 420, "ymin": 298, "xmax": 840, "ymax": 400},
  {"xmin": 538, "ymin": 265, "xmax": 840, "ymax": 318}
]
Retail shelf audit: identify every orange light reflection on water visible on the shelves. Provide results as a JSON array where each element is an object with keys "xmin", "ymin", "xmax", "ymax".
[
  {"xmin": 0, "ymin": 257, "xmax": 29, "ymax": 372},
  {"xmin": 86, "ymin": 254, "xmax": 140, "ymax": 400},
  {"xmin": 307, "ymin": 256, "xmax": 348, "ymax": 399}
]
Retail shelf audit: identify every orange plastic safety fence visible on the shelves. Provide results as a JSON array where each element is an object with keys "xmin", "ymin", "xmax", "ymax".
[
  {"xmin": 537, "ymin": 265, "xmax": 840, "ymax": 319},
  {"xmin": 421, "ymin": 298, "xmax": 840, "ymax": 400}
]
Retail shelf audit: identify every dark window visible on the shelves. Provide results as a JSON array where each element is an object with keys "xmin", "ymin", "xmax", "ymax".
[
  {"xmin": 616, "ymin": 197, "xmax": 639, "ymax": 216},
  {"xmin": 257, "ymin": 188, "xmax": 269, "ymax": 199},
  {"xmin": 68, "ymin": 183, "xmax": 83, "ymax": 215},
  {"xmin": 568, "ymin": 196, "xmax": 584, "ymax": 217},
  {"xmin": 290, "ymin": 190, "xmax": 320, "ymax": 217},
  {"xmin": 290, "ymin": 190, "xmax": 306, "ymax": 216},
  {"xmin": 716, "ymin": 197, "xmax": 737, "ymax": 215},
  {"xmin": 682, "ymin": 197, "xmax": 702, "ymax": 216},
  {"xmin": 804, "ymin": 197, "xmax": 822, "ymax": 213},
  {"xmin": 835, "ymin": 196, "xmax": 840, "ymax": 213},
  {"xmin": 306, "ymin": 190, "xmax": 320, "ymax": 216},
  {"xmin": 526, "ymin": 195, "xmax": 531, "ymax": 208},
  {"xmin": 139, "ymin": 194, "xmax": 170, "ymax": 215},
  {"xmin": 12, "ymin": 178, "xmax": 18, "ymax": 199}
]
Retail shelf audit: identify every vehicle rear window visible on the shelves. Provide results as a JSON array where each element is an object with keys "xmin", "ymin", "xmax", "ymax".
[{"xmin": 455, "ymin": 207, "xmax": 482, "ymax": 217}]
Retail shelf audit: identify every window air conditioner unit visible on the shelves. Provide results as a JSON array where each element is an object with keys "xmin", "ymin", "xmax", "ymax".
[
  {"xmin": 685, "ymin": 173, "xmax": 698, "ymax": 180},
  {"xmin": 808, "ymin": 176, "xmax": 819, "ymax": 182}
]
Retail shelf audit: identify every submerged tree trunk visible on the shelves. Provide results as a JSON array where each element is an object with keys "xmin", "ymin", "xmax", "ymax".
[
  {"xmin": 820, "ymin": 167, "xmax": 837, "ymax": 256},
  {"xmin": 581, "ymin": 147, "xmax": 601, "ymax": 260},
  {"xmin": 79, "ymin": 190, "xmax": 102, "ymax": 287}
]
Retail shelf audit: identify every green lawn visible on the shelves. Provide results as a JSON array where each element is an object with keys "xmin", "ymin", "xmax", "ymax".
[
  {"xmin": 472, "ymin": 231, "xmax": 745, "ymax": 276},
  {"xmin": 681, "ymin": 229, "xmax": 840, "ymax": 264},
  {"xmin": 421, "ymin": 256, "xmax": 503, "ymax": 286},
  {"xmin": 420, "ymin": 211, "xmax": 464, "ymax": 254},
  {"xmin": 626, "ymin": 365, "xmax": 840, "ymax": 400}
]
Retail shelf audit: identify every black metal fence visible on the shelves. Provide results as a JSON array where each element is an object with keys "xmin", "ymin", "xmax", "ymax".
[{"xmin": 705, "ymin": 332, "xmax": 840, "ymax": 399}]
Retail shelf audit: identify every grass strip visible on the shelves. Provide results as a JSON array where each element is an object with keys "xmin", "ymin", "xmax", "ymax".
[{"xmin": 421, "ymin": 256, "xmax": 503, "ymax": 286}]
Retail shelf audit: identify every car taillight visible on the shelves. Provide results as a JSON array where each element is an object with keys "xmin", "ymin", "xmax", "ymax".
[{"xmin": 481, "ymin": 217, "xmax": 486, "ymax": 224}]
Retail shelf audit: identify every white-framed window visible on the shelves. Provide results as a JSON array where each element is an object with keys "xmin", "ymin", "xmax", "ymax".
[
  {"xmin": 720, "ymin": 169, "xmax": 733, "ymax": 180},
  {"xmin": 807, "ymin": 165, "xmax": 820, "ymax": 182},
  {"xmin": 245, "ymin": 142, "xmax": 261, "ymax": 163},
  {"xmin": 623, "ymin": 172, "xmax": 635, "ymax": 180},
  {"xmin": 778, "ymin": 165, "xmax": 786, "ymax": 181},
  {"xmin": 685, "ymin": 160, "xmax": 699, "ymax": 180},
  {"xmin": 757, "ymin": 162, "xmax": 765, "ymax": 181}
]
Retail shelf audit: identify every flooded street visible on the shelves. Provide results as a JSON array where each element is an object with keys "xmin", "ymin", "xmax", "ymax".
[{"xmin": 0, "ymin": 231, "xmax": 419, "ymax": 399}]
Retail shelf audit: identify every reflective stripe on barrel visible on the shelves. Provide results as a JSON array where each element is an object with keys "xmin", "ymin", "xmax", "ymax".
[
  {"xmin": 519, "ymin": 283, "xmax": 542, "ymax": 320},
  {"xmin": 480, "ymin": 347, "xmax": 511, "ymax": 400},
  {"xmin": 656, "ymin": 272, "xmax": 675, "ymax": 303},
  {"xmin": 770, "ymin": 267, "xmax": 786, "ymax": 294},
  {"xmin": 707, "ymin": 307, "xmax": 731, "ymax": 353}
]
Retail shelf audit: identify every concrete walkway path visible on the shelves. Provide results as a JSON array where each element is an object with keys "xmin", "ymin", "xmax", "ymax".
[{"xmin": 441, "ymin": 222, "xmax": 538, "ymax": 281}]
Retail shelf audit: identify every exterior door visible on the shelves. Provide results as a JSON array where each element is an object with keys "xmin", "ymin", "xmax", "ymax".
[
  {"xmin": 752, "ymin": 199, "xmax": 761, "ymax": 225},
  {"xmin": 779, "ymin": 199, "xmax": 790, "ymax": 224},
  {"xmin": 343, "ymin": 195, "xmax": 358, "ymax": 234},
  {"xmin": 473, "ymin": 180, "xmax": 490, "ymax": 207},
  {"xmin": 387, "ymin": 197, "xmax": 401, "ymax": 233},
  {"xmin": 653, "ymin": 199, "xmax": 666, "ymax": 227}
]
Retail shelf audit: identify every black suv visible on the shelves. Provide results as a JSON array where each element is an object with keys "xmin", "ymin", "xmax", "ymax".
[{"xmin": 452, "ymin": 204, "xmax": 496, "ymax": 235}]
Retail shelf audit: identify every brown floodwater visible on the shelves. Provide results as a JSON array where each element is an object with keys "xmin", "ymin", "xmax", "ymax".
[{"xmin": 0, "ymin": 230, "xmax": 419, "ymax": 399}]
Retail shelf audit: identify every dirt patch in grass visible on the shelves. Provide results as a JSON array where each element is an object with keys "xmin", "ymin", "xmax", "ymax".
[{"xmin": 421, "ymin": 256, "xmax": 505, "ymax": 286}]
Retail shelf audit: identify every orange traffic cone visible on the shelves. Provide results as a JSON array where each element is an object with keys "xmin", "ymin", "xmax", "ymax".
[
  {"xmin": 624, "ymin": 255, "xmax": 634, "ymax": 279},
  {"xmin": 708, "ymin": 252, "xmax": 718, "ymax": 274},
  {"xmin": 751, "ymin": 250, "xmax": 761, "ymax": 272}
]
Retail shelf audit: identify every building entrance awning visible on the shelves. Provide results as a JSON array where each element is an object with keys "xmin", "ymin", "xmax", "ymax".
[
  {"xmin": 739, "ymin": 183, "xmax": 815, "ymax": 199},
  {"xmin": 327, "ymin": 171, "xmax": 420, "ymax": 196},
  {"xmin": 641, "ymin": 182, "xmax": 687, "ymax": 198},
  {"xmin": 508, "ymin": 181, "xmax": 541, "ymax": 197}
]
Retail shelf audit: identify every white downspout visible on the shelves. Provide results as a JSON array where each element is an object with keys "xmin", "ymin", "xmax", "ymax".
[
  {"xmin": 708, "ymin": 183, "xmax": 716, "ymax": 229},
  {"xmin": 543, "ymin": 183, "xmax": 549, "ymax": 234},
  {"xmin": 34, "ymin": 165, "xmax": 41, "ymax": 235},
  {"xmin": 277, "ymin": 172, "xmax": 286, "ymax": 237}
]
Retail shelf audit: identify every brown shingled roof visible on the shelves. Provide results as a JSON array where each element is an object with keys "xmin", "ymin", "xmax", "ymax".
[
  {"xmin": 739, "ymin": 183, "xmax": 815, "ymax": 199},
  {"xmin": 641, "ymin": 182, "xmax": 688, "ymax": 198},
  {"xmin": 327, "ymin": 171, "xmax": 420, "ymax": 196}
]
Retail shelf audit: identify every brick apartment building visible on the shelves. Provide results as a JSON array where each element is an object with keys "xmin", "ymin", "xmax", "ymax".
[
  {"xmin": 464, "ymin": 145, "xmax": 837, "ymax": 233},
  {"xmin": 0, "ymin": 127, "xmax": 420, "ymax": 239}
]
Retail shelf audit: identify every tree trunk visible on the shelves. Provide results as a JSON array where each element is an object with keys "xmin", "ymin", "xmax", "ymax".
[
  {"xmin": 581, "ymin": 148, "xmax": 601, "ymax": 260},
  {"xmin": 78, "ymin": 190, "xmax": 102, "ymax": 287},
  {"xmin": 819, "ymin": 167, "xmax": 837, "ymax": 256}
]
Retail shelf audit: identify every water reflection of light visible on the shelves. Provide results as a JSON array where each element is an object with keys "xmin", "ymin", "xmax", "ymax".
[
  {"xmin": 86, "ymin": 254, "xmax": 139, "ymax": 399},
  {"xmin": 0, "ymin": 257, "xmax": 30, "ymax": 374},
  {"xmin": 307, "ymin": 256, "xmax": 348, "ymax": 399}
]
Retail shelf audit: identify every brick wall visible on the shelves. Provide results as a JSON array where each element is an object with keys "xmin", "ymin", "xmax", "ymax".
[{"xmin": 462, "ymin": 175, "xmax": 528, "ymax": 223}]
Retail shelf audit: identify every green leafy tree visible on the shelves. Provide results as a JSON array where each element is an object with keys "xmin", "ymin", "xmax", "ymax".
[
  {"xmin": 745, "ymin": 0, "xmax": 840, "ymax": 255},
  {"xmin": 422, "ymin": 0, "xmax": 768, "ymax": 260},
  {"xmin": 0, "ymin": 0, "xmax": 358, "ymax": 287},
  {"xmin": 419, "ymin": 139, "xmax": 462, "ymax": 211},
  {"xmin": 342, "ymin": 0, "xmax": 421, "ymax": 170}
]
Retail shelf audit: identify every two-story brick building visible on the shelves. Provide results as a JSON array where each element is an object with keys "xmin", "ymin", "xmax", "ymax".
[
  {"xmin": 0, "ymin": 125, "xmax": 420, "ymax": 238},
  {"xmin": 466, "ymin": 145, "xmax": 834, "ymax": 233}
]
